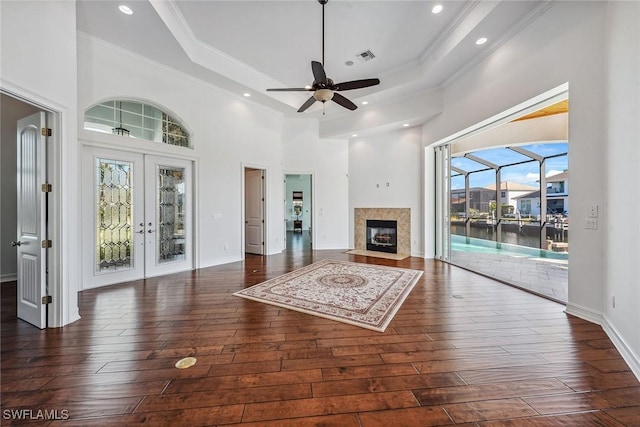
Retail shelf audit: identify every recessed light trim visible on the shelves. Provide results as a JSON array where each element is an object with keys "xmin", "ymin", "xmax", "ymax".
[
  {"xmin": 432, "ymin": 4, "xmax": 443, "ymax": 14},
  {"xmin": 402, "ymin": 123, "xmax": 410, "ymax": 127},
  {"xmin": 476, "ymin": 37, "xmax": 488, "ymax": 45},
  {"xmin": 118, "ymin": 5, "xmax": 133, "ymax": 15},
  {"xmin": 361, "ymin": 101, "xmax": 368, "ymax": 105},
  {"xmin": 352, "ymin": 134, "xmax": 358, "ymax": 137},
  {"xmin": 243, "ymin": 92, "xmax": 251, "ymax": 97}
]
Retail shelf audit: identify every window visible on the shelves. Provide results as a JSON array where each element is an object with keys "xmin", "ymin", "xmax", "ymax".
[{"xmin": 84, "ymin": 100, "xmax": 190, "ymax": 148}]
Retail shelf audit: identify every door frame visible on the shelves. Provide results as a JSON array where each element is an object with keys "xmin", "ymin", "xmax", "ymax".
[
  {"xmin": 1, "ymin": 85, "xmax": 65, "ymax": 328},
  {"xmin": 283, "ymin": 171, "xmax": 315, "ymax": 249},
  {"xmin": 241, "ymin": 163, "xmax": 268, "ymax": 258}
]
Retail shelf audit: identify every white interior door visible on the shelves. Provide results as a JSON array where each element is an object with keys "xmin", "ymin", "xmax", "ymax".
[
  {"xmin": 245, "ymin": 168, "xmax": 264, "ymax": 255},
  {"xmin": 15, "ymin": 112, "xmax": 48, "ymax": 328},
  {"xmin": 82, "ymin": 149, "xmax": 192, "ymax": 288}
]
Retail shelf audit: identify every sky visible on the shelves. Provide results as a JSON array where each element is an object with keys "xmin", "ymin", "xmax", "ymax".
[{"xmin": 450, "ymin": 142, "xmax": 568, "ymax": 190}]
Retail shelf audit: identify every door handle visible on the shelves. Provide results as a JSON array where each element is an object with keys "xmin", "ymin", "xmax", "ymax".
[
  {"xmin": 136, "ymin": 230, "xmax": 145, "ymax": 234},
  {"xmin": 148, "ymin": 230, "xmax": 156, "ymax": 233},
  {"xmin": 11, "ymin": 241, "xmax": 22, "ymax": 247}
]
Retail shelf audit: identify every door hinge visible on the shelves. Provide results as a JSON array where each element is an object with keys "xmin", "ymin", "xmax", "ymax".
[
  {"xmin": 262, "ymin": 242, "xmax": 264, "ymax": 245},
  {"xmin": 41, "ymin": 128, "xmax": 52, "ymax": 137},
  {"xmin": 41, "ymin": 295, "xmax": 52, "ymax": 305},
  {"xmin": 41, "ymin": 183, "xmax": 52, "ymax": 192},
  {"xmin": 41, "ymin": 240, "xmax": 52, "ymax": 248}
]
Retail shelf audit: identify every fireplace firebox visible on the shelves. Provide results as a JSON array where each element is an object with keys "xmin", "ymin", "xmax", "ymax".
[{"xmin": 366, "ymin": 220, "xmax": 398, "ymax": 254}]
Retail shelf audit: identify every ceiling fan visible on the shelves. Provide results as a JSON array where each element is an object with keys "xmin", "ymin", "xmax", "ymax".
[{"xmin": 266, "ymin": 0, "xmax": 380, "ymax": 113}]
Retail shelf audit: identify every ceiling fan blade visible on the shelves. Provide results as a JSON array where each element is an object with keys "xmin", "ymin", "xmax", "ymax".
[
  {"xmin": 267, "ymin": 88, "xmax": 312, "ymax": 92},
  {"xmin": 332, "ymin": 78, "xmax": 380, "ymax": 91},
  {"xmin": 297, "ymin": 96, "xmax": 317, "ymax": 113},
  {"xmin": 332, "ymin": 93, "xmax": 357, "ymax": 111},
  {"xmin": 311, "ymin": 61, "xmax": 327, "ymax": 85}
]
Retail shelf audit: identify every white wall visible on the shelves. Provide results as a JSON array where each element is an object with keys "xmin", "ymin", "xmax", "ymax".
[
  {"xmin": 0, "ymin": 95, "xmax": 40, "ymax": 281},
  {"xmin": 1, "ymin": 0, "xmax": 80, "ymax": 326},
  {"xmin": 281, "ymin": 118, "xmax": 349, "ymax": 250},
  {"xmin": 603, "ymin": 1, "xmax": 640, "ymax": 377},
  {"xmin": 423, "ymin": 1, "xmax": 639, "ymax": 375},
  {"xmin": 77, "ymin": 36, "xmax": 286, "ymax": 269},
  {"xmin": 349, "ymin": 127, "xmax": 424, "ymax": 256}
]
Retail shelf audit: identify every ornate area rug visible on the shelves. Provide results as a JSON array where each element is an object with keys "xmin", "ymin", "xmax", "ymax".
[{"xmin": 233, "ymin": 259, "xmax": 422, "ymax": 332}]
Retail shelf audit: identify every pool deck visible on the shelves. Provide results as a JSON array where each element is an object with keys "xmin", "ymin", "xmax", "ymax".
[{"xmin": 451, "ymin": 248, "xmax": 568, "ymax": 302}]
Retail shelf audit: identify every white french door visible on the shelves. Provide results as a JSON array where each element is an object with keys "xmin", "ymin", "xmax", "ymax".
[{"xmin": 82, "ymin": 148, "xmax": 193, "ymax": 288}]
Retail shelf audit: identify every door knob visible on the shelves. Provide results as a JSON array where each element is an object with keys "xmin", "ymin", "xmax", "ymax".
[{"xmin": 11, "ymin": 241, "xmax": 22, "ymax": 247}]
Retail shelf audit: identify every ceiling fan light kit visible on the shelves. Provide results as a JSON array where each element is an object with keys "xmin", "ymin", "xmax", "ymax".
[{"xmin": 266, "ymin": 0, "xmax": 380, "ymax": 113}]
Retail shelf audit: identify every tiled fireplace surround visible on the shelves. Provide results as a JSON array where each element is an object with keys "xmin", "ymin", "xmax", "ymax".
[{"xmin": 354, "ymin": 208, "xmax": 411, "ymax": 255}]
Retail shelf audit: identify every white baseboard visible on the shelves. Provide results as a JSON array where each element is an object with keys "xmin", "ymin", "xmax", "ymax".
[
  {"xmin": 1, "ymin": 274, "xmax": 17, "ymax": 283},
  {"xmin": 564, "ymin": 302, "xmax": 604, "ymax": 325},
  {"xmin": 602, "ymin": 315, "xmax": 640, "ymax": 381},
  {"xmin": 565, "ymin": 302, "xmax": 639, "ymax": 382}
]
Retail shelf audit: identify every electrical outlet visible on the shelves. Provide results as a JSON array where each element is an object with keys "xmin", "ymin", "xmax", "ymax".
[{"xmin": 585, "ymin": 218, "xmax": 598, "ymax": 230}]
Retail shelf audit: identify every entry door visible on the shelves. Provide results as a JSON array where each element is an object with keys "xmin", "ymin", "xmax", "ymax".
[
  {"xmin": 15, "ymin": 112, "xmax": 48, "ymax": 328},
  {"xmin": 245, "ymin": 168, "xmax": 264, "ymax": 255},
  {"xmin": 144, "ymin": 155, "xmax": 192, "ymax": 278},
  {"xmin": 82, "ymin": 148, "xmax": 192, "ymax": 288}
]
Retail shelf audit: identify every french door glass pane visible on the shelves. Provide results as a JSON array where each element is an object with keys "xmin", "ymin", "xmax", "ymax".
[
  {"xmin": 96, "ymin": 158, "xmax": 134, "ymax": 272},
  {"xmin": 157, "ymin": 166, "xmax": 186, "ymax": 263}
]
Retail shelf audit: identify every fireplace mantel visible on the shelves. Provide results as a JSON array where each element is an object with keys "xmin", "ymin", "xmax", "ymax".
[{"xmin": 354, "ymin": 208, "xmax": 410, "ymax": 255}]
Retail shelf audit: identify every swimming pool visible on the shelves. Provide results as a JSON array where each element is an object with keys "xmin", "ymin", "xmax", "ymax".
[{"xmin": 451, "ymin": 235, "xmax": 568, "ymax": 260}]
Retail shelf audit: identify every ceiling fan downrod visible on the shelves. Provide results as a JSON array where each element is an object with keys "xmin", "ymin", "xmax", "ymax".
[{"xmin": 319, "ymin": 0, "xmax": 328, "ymax": 67}]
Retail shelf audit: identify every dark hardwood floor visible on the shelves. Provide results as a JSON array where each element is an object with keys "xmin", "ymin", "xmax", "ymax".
[{"xmin": 2, "ymin": 247, "xmax": 639, "ymax": 426}]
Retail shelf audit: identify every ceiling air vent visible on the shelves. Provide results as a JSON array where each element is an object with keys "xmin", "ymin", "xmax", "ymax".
[{"xmin": 357, "ymin": 50, "xmax": 376, "ymax": 62}]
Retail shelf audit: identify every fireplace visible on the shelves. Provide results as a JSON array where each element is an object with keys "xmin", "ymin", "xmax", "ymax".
[{"xmin": 366, "ymin": 220, "xmax": 398, "ymax": 254}]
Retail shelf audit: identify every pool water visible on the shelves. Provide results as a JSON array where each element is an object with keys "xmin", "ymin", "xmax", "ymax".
[{"xmin": 451, "ymin": 235, "xmax": 568, "ymax": 260}]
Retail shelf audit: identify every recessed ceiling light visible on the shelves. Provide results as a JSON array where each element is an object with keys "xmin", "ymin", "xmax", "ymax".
[
  {"xmin": 345, "ymin": 60, "xmax": 354, "ymax": 66},
  {"xmin": 352, "ymin": 134, "xmax": 358, "ymax": 137},
  {"xmin": 476, "ymin": 37, "xmax": 488, "ymax": 45},
  {"xmin": 402, "ymin": 123, "xmax": 410, "ymax": 127},
  {"xmin": 118, "ymin": 5, "xmax": 133, "ymax": 15},
  {"xmin": 304, "ymin": 85, "xmax": 312, "ymax": 90},
  {"xmin": 361, "ymin": 101, "xmax": 368, "ymax": 105},
  {"xmin": 243, "ymin": 92, "xmax": 251, "ymax": 97},
  {"xmin": 432, "ymin": 4, "xmax": 443, "ymax": 14}
]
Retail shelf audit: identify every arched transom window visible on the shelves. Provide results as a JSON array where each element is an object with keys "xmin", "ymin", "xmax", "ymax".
[{"xmin": 84, "ymin": 99, "xmax": 190, "ymax": 148}]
